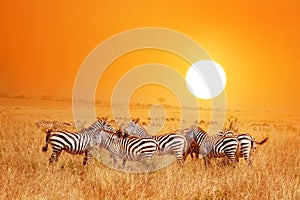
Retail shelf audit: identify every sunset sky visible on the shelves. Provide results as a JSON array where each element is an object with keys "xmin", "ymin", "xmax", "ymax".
[{"xmin": 1, "ymin": 1, "xmax": 300, "ymax": 114}]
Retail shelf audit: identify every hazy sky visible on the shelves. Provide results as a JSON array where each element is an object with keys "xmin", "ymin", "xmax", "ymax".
[{"xmin": 1, "ymin": 1, "xmax": 300, "ymax": 114}]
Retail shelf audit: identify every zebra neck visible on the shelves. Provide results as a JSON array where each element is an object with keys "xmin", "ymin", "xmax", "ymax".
[
  {"xmin": 138, "ymin": 128, "xmax": 150, "ymax": 138},
  {"xmin": 102, "ymin": 132, "xmax": 117, "ymax": 147},
  {"xmin": 78, "ymin": 127, "xmax": 96, "ymax": 135},
  {"xmin": 186, "ymin": 137, "xmax": 194, "ymax": 146},
  {"xmin": 195, "ymin": 131, "xmax": 208, "ymax": 145},
  {"xmin": 85, "ymin": 122, "xmax": 105, "ymax": 135}
]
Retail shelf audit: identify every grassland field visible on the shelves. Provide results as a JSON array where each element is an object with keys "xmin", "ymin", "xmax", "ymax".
[{"xmin": 0, "ymin": 98, "xmax": 299, "ymax": 199}]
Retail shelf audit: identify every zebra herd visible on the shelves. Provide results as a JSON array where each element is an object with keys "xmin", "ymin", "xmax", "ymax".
[{"xmin": 38, "ymin": 118, "xmax": 268, "ymax": 168}]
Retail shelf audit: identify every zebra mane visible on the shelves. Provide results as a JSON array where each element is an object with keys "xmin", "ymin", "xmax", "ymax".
[
  {"xmin": 195, "ymin": 126, "xmax": 207, "ymax": 133},
  {"xmin": 195, "ymin": 127, "xmax": 230, "ymax": 139},
  {"xmin": 190, "ymin": 127, "xmax": 223, "ymax": 142},
  {"xmin": 76, "ymin": 119, "xmax": 111, "ymax": 135},
  {"xmin": 98, "ymin": 129, "xmax": 120, "ymax": 141}
]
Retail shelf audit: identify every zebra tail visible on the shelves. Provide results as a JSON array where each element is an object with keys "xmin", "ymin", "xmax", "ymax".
[
  {"xmin": 256, "ymin": 137, "xmax": 268, "ymax": 145},
  {"xmin": 42, "ymin": 129, "xmax": 53, "ymax": 152}
]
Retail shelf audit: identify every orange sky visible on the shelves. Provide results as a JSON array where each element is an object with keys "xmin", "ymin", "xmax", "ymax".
[{"xmin": 1, "ymin": 1, "xmax": 300, "ymax": 114}]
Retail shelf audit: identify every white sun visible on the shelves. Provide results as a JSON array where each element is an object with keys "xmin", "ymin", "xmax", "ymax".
[{"xmin": 185, "ymin": 60, "xmax": 227, "ymax": 99}]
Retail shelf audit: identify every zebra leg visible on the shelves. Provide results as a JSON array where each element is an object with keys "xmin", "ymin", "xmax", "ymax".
[
  {"xmin": 203, "ymin": 157, "xmax": 211, "ymax": 168},
  {"xmin": 182, "ymin": 152, "xmax": 186, "ymax": 161},
  {"xmin": 227, "ymin": 154, "xmax": 238, "ymax": 167},
  {"xmin": 243, "ymin": 152, "xmax": 252, "ymax": 166},
  {"xmin": 122, "ymin": 158, "xmax": 127, "ymax": 167},
  {"xmin": 111, "ymin": 154, "xmax": 118, "ymax": 167},
  {"xmin": 173, "ymin": 151, "xmax": 184, "ymax": 167},
  {"xmin": 42, "ymin": 131, "xmax": 52, "ymax": 152},
  {"xmin": 235, "ymin": 152, "xmax": 240, "ymax": 163},
  {"xmin": 183, "ymin": 147, "xmax": 191, "ymax": 161},
  {"xmin": 83, "ymin": 150, "xmax": 93, "ymax": 165},
  {"xmin": 236, "ymin": 156, "xmax": 240, "ymax": 163},
  {"xmin": 49, "ymin": 149, "xmax": 62, "ymax": 163},
  {"xmin": 113, "ymin": 158, "xmax": 118, "ymax": 166},
  {"xmin": 247, "ymin": 159, "xmax": 253, "ymax": 166},
  {"xmin": 42, "ymin": 143, "xmax": 49, "ymax": 152},
  {"xmin": 182, "ymin": 153, "xmax": 186, "ymax": 161},
  {"xmin": 190, "ymin": 152, "xmax": 194, "ymax": 159},
  {"xmin": 178, "ymin": 157, "xmax": 184, "ymax": 167}
]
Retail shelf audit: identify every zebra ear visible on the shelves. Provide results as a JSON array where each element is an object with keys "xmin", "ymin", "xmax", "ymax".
[
  {"xmin": 141, "ymin": 121, "xmax": 147, "ymax": 126},
  {"xmin": 136, "ymin": 118, "xmax": 139, "ymax": 123}
]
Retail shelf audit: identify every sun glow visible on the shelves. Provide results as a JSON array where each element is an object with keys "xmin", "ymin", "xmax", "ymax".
[{"xmin": 185, "ymin": 60, "xmax": 227, "ymax": 99}]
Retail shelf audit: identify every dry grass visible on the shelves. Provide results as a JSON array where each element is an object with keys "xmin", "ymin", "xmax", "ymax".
[{"xmin": 0, "ymin": 98, "xmax": 299, "ymax": 200}]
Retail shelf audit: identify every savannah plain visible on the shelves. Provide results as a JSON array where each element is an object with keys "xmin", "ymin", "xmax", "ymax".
[{"xmin": 0, "ymin": 97, "xmax": 299, "ymax": 200}]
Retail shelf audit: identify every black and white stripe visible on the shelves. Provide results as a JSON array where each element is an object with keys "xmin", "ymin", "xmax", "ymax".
[
  {"xmin": 124, "ymin": 119, "xmax": 187, "ymax": 166},
  {"xmin": 42, "ymin": 119, "xmax": 115, "ymax": 165},
  {"xmin": 185, "ymin": 127, "xmax": 239, "ymax": 167},
  {"xmin": 94, "ymin": 129, "xmax": 158, "ymax": 167},
  {"xmin": 219, "ymin": 129, "xmax": 268, "ymax": 165}
]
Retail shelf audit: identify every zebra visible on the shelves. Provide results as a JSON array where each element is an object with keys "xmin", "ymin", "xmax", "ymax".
[
  {"xmin": 124, "ymin": 119, "xmax": 187, "ymax": 166},
  {"xmin": 218, "ymin": 129, "xmax": 268, "ymax": 165},
  {"xmin": 41, "ymin": 119, "xmax": 115, "ymax": 165},
  {"xmin": 184, "ymin": 127, "xmax": 239, "ymax": 168},
  {"xmin": 93, "ymin": 129, "xmax": 159, "ymax": 167}
]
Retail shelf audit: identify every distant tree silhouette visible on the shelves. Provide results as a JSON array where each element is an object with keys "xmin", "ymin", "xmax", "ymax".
[{"xmin": 158, "ymin": 98, "xmax": 165, "ymax": 105}]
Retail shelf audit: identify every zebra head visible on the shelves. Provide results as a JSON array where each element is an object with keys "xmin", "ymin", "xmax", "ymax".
[
  {"xmin": 184, "ymin": 127, "xmax": 209, "ymax": 143},
  {"xmin": 94, "ymin": 119, "xmax": 116, "ymax": 133},
  {"xmin": 124, "ymin": 119, "xmax": 143, "ymax": 136},
  {"xmin": 183, "ymin": 127, "xmax": 197, "ymax": 141}
]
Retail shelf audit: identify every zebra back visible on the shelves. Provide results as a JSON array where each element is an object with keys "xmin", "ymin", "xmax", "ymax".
[
  {"xmin": 94, "ymin": 129, "xmax": 158, "ymax": 163},
  {"xmin": 113, "ymin": 136, "xmax": 159, "ymax": 161},
  {"xmin": 125, "ymin": 120, "xmax": 187, "ymax": 166}
]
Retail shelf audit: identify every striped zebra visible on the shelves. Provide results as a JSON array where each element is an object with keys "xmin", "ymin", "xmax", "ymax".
[
  {"xmin": 218, "ymin": 129, "xmax": 268, "ymax": 165},
  {"xmin": 42, "ymin": 119, "xmax": 115, "ymax": 165},
  {"xmin": 124, "ymin": 119, "xmax": 187, "ymax": 166},
  {"xmin": 94, "ymin": 129, "xmax": 159, "ymax": 167},
  {"xmin": 184, "ymin": 127, "xmax": 239, "ymax": 167}
]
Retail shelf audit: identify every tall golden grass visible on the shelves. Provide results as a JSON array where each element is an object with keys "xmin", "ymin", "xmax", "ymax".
[{"xmin": 0, "ymin": 98, "xmax": 299, "ymax": 199}]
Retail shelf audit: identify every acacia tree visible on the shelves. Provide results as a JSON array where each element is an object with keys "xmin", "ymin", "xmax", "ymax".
[{"xmin": 158, "ymin": 98, "xmax": 165, "ymax": 105}]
